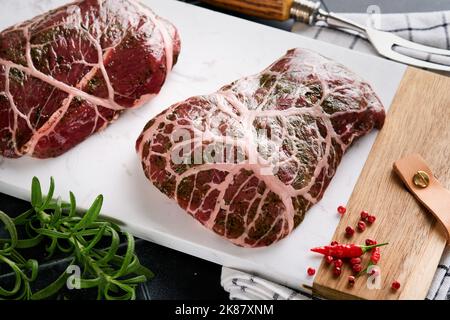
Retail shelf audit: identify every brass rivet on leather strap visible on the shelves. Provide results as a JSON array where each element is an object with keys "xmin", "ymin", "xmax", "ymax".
[{"xmin": 413, "ymin": 171, "xmax": 430, "ymax": 188}]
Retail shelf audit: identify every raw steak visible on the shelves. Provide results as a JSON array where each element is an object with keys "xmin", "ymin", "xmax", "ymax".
[
  {"xmin": 0, "ymin": 0, "xmax": 180, "ymax": 158},
  {"xmin": 136, "ymin": 49, "xmax": 385, "ymax": 247}
]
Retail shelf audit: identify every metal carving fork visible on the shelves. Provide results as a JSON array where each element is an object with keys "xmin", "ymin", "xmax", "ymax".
[
  {"xmin": 290, "ymin": 0, "xmax": 450, "ymax": 72},
  {"xmin": 204, "ymin": 0, "xmax": 450, "ymax": 72}
]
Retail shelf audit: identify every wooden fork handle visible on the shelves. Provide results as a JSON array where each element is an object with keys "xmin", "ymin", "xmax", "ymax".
[{"xmin": 203, "ymin": 0, "xmax": 294, "ymax": 21}]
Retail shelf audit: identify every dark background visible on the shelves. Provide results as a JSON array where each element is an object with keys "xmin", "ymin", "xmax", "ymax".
[{"xmin": 1, "ymin": 0, "xmax": 449, "ymax": 300}]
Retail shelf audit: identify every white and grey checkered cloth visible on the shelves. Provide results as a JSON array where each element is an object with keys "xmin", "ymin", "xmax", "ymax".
[{"xmin": 221, "ymin": 10, "xmax": 450, "ymax": 300}]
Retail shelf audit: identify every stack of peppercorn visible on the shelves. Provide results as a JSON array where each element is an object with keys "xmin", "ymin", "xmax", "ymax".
[{"xmin": 307, "ymin": 206, "xmax": 400, "ymax": 291}]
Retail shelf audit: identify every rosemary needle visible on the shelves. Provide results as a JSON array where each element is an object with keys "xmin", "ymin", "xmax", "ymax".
[{"xmin": 0, "ymin": 177, "xmax": 153, "ymax": 300}]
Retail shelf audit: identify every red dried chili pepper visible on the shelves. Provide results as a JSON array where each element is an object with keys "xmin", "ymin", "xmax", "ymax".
[
  {"xmin": 370, "ymin": 247, "xmax": 381, "ymax": 264},
  {"xmin": 310, "ymin": 242, "xmax": 388, "ymax": 259}
]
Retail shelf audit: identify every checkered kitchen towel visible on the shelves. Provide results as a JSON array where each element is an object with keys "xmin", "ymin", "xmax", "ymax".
[{"xmin": 221, "ymin": 10, "xmax": 450, "ymax": 300}]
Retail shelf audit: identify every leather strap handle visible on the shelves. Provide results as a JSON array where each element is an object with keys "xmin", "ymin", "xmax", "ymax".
[{"xmin": 393, "ymin": 154, "xmax": 450, "ymax": 242}]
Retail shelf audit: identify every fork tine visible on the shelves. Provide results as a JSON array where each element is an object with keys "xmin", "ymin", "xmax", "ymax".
[
  {"xmin": 383, "ymin": 49, "xmax": 450, "ymax": 72},
  {"xmin": 386, "ymin": 32, "xmax": 450, "ymax": 56},
  {"xmin": 367, "ymin": 28, "xmax": 450, "ymax": 71}
]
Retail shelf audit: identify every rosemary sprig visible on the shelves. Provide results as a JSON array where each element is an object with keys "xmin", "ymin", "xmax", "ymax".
[{"xmin": 0, "ymin": 177, "xmax": 153, "ymax": 300}]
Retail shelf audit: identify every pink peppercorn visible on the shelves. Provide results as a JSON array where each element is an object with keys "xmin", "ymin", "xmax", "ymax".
[
  {"xmin": 337, "ymin": 206, "xmax": 346, "ymax": 215},
  {"xmin": 333, "ymin": 259, "xmax": 343, "ymax": 268},
  {"xmin": 360, "ymin": 210, "xmax": 369, "ymax": 220},
  {"xmin": 333, "ymin": 266, "xmax": 342, "ymax": 277},
  {"xmin": 352, "ymin": 264, "xmax": 363, "ymax": 273},
  {"xmin": 325, "ymin": 255, "xmax": 334, "ymax": 264},
  {"xmin": 391, "ymin": 281, "xmax": 401, "ymax": 290},
  {"xmin": 345, "ymin": 226, "xmax": 355, "ymax": 237},
  {"xmin": 357, "ymin": 220, "xmax": 366, "ymax": 232}
]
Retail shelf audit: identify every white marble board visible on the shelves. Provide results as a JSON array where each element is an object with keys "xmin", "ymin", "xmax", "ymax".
[{"xmin": 0, "ymin": 0, "xmax": 407, "ymax": 291}]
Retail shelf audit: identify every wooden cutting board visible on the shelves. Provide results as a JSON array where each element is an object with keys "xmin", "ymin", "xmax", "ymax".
[{"xmin": 313, "ymin": 67, "xmax": 450, "ymax": 300}]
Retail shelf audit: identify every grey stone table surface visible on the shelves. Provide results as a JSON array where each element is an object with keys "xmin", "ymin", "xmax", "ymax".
[
  {"xmin": 181, "ymin": 0, "xmax": 450, "ymax": 31},
  {"xmin": 1, "ymin": 0, "xmax": 449, "ymax": 301}
]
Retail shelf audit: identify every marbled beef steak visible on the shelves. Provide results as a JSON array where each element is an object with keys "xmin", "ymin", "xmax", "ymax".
[
  {"xmin": 0, "ymin": 0, "xmax": 180, "ymax": 158},
  {"xmin": 136, "ymin": 48, "xmax": 385, "ymax": 247}
]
